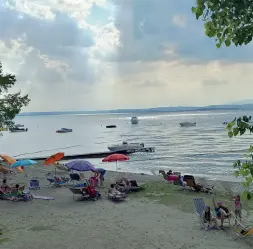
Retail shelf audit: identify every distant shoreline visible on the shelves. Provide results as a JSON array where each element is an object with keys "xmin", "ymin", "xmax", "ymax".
[{"xmin": 17, "ymin": 103, "xmax": 253, "ymax": 117}]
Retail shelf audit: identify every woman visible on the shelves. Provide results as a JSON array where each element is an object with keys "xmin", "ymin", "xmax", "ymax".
[
  {"xmin": 202, "ymin": 206, "xmax": 218, "ymax": 230},
  {"xmin": 213, "ymin": 197, "xmax": 231, "ymax": 228}
]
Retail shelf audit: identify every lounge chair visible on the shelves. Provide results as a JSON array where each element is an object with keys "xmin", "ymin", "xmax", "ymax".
[
  {"xmin": 184, "ymin": 175, "xmax": 212, "ymax": 193},
  {"xmin": 193, "ymin": 197, "xmax": 206, "ymax": 229},
  {"xmin": 69, "ymin": 187, "xmax": 101, "ymax": 201},
  {"xmin": 29, "ymin": 179, "xmax": 40, "ymax": 190},
  {"xmin": 235, "ymin": 226, "xmax": 253, "ymax": 239}
]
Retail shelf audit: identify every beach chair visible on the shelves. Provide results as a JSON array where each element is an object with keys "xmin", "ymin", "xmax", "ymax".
[
  {"xmin": 193, "ymin": 197, "xmax": 206, "ymax": 229},
  {"xmin": 29, "ymin": 179, "xmax": 40, "ymax": 190},
  {"xmin": 69, "ymin": 187, "xmax": 85, "ymax": 200},
  {"xmin": 235, "ymin": 226, "xmax": 253, "ymax": 239}
]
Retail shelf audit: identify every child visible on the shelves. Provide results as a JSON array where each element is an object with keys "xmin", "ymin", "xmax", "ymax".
[{"xmin": 234, "ymin": 195, "xmax": 242, "ymax": 225}]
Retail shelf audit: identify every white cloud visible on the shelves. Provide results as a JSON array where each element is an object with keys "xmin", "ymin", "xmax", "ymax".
[
  {"xmin": 1, "ymin": 0, "xmax": 253, "ymax": 112},
  {"xmin": 172, "ymin": 14, "xmax": 186, "ymax": 28}
]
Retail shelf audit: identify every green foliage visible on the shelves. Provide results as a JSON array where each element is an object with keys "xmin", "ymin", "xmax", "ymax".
[
  {"xmin": 227, "ymin": 116, "xmax": 253, "ymax": 200},
  {"xmin": 192, "ymin": 0, "xmax": 253, "ymax": 47},
  {"xmin": 0, "ymin": 62, "xmax": 30, "ymax": 130}
]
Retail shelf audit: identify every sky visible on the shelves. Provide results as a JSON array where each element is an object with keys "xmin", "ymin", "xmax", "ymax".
[{"xmin": 1, "ymin": 0, "xmax": 253, "ymax": 112}]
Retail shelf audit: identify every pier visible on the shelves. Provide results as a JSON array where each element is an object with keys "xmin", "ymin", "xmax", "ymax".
[{"xmin": 17, "ymin": 147, "xmax": 155, "ymax": 161}]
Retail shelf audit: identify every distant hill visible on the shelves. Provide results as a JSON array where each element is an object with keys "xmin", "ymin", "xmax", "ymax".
[{"xmin": 17, "ymin": 104, "xmax": 253, "ymax": 116}]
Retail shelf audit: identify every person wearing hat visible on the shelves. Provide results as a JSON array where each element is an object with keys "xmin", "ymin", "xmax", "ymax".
[{"xmin": 213, "ymin": 197, "xmax": 231, "ymax": 228}]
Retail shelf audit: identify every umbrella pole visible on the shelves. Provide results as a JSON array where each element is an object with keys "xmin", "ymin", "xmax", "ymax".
[{"xmin": 116, "ymin": 161, "xmax": 118, "ymax": 178}]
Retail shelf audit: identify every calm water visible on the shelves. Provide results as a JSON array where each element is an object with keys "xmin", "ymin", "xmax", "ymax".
[{"xmin": 0, "ymin": 110, "xmax": 252, "ymax": 181}]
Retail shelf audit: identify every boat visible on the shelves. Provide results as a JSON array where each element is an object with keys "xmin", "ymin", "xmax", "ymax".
[
  {"xmin": 108, "ymin": 141, "xmax": 145, "ymax": 152},
  {"xmin": 106, "ymin": 125, "xmax": 117, "ymax": 128},
  {"xmin": 56, "ymin": 128, "xmax": 72, "ymax": 133},
  {"xmin": 15, "ymin": 124, "xmax": 24, "ymax": 128},
  {"xmin": 9, "ymin": 127, "xmax": 28, "ymax": 132},
  {"xmin": 179, "ymin": 122, "xmax": 196, "ymax": 127},
  {"xmin": 131, "ymin": 116, "xmax": 139, "ymax": 124}
]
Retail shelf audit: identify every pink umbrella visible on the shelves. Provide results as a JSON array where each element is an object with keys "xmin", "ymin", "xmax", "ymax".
[{"xmin": 102, "ymin": 154, "xmax": 129, "ymax": 173}]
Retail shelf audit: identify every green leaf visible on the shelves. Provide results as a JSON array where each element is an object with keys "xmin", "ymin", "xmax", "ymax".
[
  {"xmin": 234, "ymin": 170, "xmax": 239, "ymax": 177},
  {"xmin": 228, "ymin": 131, "xmax": 233, "ymax": 138},
  {"xmin": 233, "ymin": 127, "xmax": 239, "ymax": 136},
  {"xmin": 225, "ymin": 39, "xmax": 231, "ymax": 46},
  {"xmin": 242, "ymin": 191, "xmax": 249, "ymax": 201},
  {"xmin": 216, "ymin": 43, "xmax": 221, "ymax": 48},
  {"xmin": 191, "ymin": 7, "xmax": 197, "ymax": 13}
]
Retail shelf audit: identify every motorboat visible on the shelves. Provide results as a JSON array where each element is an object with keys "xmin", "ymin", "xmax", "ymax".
[
  {"xmin": 131, "ymin": 116, "xmax": 139, "ymax": 124},
  {"xmin": 56, "ymin": 128, "xmax": 72, "ymax": 133},
  {"xmin": 9, "ymin": 127, "xmax": 28, "ymax": 132},
  {"xmin": 15, "ymin": 124, "xmax": 24, "ymax": 127},
  {"xmin": 179, "ymin": 122, "xmax": 196, "ymax": 127},
  {"xmin": 108, "ymin": 141, "xmax": 145, "ymax": 152},
  {"xmin": 106, "ymin": 125, "xmax": 117, "ymax": 128}
]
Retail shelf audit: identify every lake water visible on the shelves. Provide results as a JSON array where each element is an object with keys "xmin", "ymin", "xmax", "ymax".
[{"xmin": 0, "ymin": 110, "xmax": 252, "ymax": 181}]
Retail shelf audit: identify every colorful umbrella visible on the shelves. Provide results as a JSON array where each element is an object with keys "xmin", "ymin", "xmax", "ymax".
[
  {"xmin": 10, "ymin": 159, "xmax": 37, "ymax": 168},
  {"xmin": 0, "ymin": 154, "xmax": 23, "ymax": 173},
  {"xmin": 44, "ymin": 152, "xmax": 65, "ymax": 166},
  {"xmin": 102, "ymin": 154, "xmax": 129, "ymax": 173},
  {"xmin": 65, "ymin": 160, "xmax": 95, "ymax": 172}
]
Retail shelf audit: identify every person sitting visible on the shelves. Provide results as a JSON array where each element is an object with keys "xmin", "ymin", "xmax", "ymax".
[
  {"xmin": 202, "ymin": 205, "xmax": 218, "ymax": 231},
  {"xmin": 82, "ymin": 185, "xmax": 101, "ymax": 198},
  {"xmin": 0, "ymin": 179, "xmax": 11, "ymax": 193},
  {"xmin": 159, "ymin": 170, "xmax": 179, "ymax": 182},
  {"xmin": 213, "ymin": 197, "xmax": 231, "ymax": 228}
]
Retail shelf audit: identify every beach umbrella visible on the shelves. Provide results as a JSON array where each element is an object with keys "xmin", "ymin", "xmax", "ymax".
[
  {"xmin": 65, "ymin": 160, "xmax": 96, "ymax": 172},
  {"xmin": 0, "ymin": 154, "xmax": 24, "ymax": 173},
  {"xmin": 44, "ymin": 152, "xmax": 65, "ymax": 166},
  {"xmin": 102, "ymin": 154, "xmax": 129, "ymax": 174},
  {"xmin": 10, "ymin": 159, "xmax": 38, "ymax": 168}
]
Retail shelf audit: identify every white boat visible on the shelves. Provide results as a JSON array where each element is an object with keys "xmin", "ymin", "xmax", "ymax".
[
  {"xmin": 131, "ymin": 116, "xmax": 139, "ymax": 124},
  {"xmin": 108, "ymin": 141, "xmax": 144, "ymax": 152},
  {"xmin": 179, "ymin": 122, "xmax": 196, "ymax": 127}
]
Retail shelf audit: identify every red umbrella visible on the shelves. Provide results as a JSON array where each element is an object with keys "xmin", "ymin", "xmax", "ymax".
[{"xmin": 102, "ymin": 154, "xmax": 129, "ymax": 173}]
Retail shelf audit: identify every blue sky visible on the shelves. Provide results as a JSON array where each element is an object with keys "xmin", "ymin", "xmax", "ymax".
[{"xmin": 1, "ymin": 0, "xmax": 253, "ymax": 111}]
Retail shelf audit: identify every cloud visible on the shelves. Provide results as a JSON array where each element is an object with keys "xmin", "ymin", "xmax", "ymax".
[
  {"xmin": 1, "ymin": 0, "xmax": 253, "ymax": 112},
  {"xmin": 202, "ymin": 79, "xmax": 229, "ymax": 87}
]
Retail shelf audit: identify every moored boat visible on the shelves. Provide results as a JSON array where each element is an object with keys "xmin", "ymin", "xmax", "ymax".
[
  {"xmin": 131, "ymin": 116, "xmax": 139, "ymax": 124},
  {"xmin": 108, "ymin": 141, "xmax": 144, "ymax": 152},
  {"xmin": 56, "ymin": 128, "xmax": 72, "ymax": 133},
  {"xmin": 179, "ymin": 122, "xmax": 196, "ymax": 127},
  {"xmin": 9, "ymin": 127, "xmax": 28, "ymax": 132}
]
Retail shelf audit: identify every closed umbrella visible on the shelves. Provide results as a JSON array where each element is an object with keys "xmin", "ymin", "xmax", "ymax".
[
  {"xmin": 65, "ymin": 160, "xmax": 96, "ymax": 172},
  {"xmin": 102, "ymin": 154, "xmax": 129, "ymax": 174}
]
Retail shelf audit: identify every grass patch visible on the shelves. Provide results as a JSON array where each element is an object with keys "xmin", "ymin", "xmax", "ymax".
[{"xmin": 130, "ymin": 181, "xmax": 253, "ymax": 214}]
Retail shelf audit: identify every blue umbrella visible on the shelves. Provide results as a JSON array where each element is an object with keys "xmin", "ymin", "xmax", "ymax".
[
  {"xmin": 65, "ymin": 160, "xmax": 95, "ymax": 171},
  {"xmin": 10, "ymin": 159, "xmax": 38, "ymax": 168}
]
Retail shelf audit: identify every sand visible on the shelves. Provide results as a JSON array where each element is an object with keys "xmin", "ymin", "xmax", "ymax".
[{"xmin": 0, "ymin": 163, "xmax": 253, "ymax": 249}]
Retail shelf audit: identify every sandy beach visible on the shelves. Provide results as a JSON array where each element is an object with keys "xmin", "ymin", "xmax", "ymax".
[{"xmin": 1, "ymin": 162, "xmax": 253, "ymax": 249}]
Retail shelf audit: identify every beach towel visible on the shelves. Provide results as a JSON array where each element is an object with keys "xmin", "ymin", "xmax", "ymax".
[{"xmin": 33, "ymin": 195, "xmax": 55, "ymax": 200}]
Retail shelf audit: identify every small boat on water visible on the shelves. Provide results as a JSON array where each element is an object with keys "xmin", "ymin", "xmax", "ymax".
[
  {"xmin": 56, "ymin": 128, "xmax": 72, "ymax": 133},
  {"xmin": 131, "ymin": 116, "xmax": 139, "ymax": 124},
  {"xmin": 106, "ymin": 125, "xmax": 117, "ymax": 128},
  {"xmin": 179, "ymin": 122, "xmax": 196, "ymax": 127},
  {"xmin": 9, "ymin": 127, "xmax": 28, "ymax": 132},
  {"xmin": 15, "ymin": 124, "xmax": 24, "ymax": 128},
  {"xmin": 108, "ymin": 141, "xmax": 145, "ymax": 152}
]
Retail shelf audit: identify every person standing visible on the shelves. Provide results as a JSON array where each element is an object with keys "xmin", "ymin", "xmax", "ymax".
[{"xmin": 93, "ymin": 168, "xmax": 106, "ymax": 186}]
